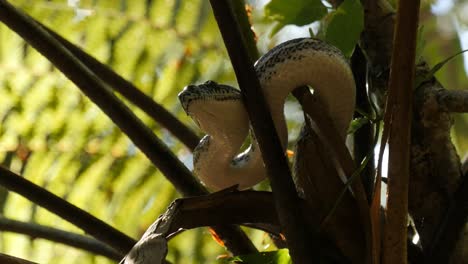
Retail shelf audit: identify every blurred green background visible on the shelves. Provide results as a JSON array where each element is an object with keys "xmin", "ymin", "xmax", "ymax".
[{"xmin": 0, "ymin": 0, "xmax": 466, "ymax": 263}]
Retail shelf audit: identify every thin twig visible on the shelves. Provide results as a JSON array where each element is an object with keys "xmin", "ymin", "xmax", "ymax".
[
  {"xmin": 351, "ymin": 46, "xmax": 375, "ymax": 200},
  {"xmin": 320, "ymin": 122, "xmax": 379, "ymax": 230},
  {"xmin": 382, "ymin": 0, "xmax": 420, "ymax": 263},
  {"xmin": 0, "ymin": 217, "xmax": 122, "ymax": 261},
  {"xmin": 0, "ymin": 1, "xmax": 256, "ymax": 255},
  {"xmin": 361, "ymin": 0, "xmax": 395, "ymax": 105},
  {"xmin": 352, "ymin": 46, "xmax": 378, "ymax": 261},
  {"xmin": 209, "ymin": 1, "xmax": 315, "ymax": 263},
  {"xmin": 0, "ymin": 166, "xmax": 135, "ymax": 253}
]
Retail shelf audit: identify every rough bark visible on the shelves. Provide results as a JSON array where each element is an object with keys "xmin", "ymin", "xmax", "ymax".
[
  {"xmin": 293, "ymin": 125, "xmax": 366, "ymax": 263},
  {"xmin": 359, "ymin": 1, "xmax": 466, "ymax": 262}
]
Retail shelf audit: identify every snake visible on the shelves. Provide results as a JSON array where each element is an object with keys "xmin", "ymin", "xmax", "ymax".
[{"xmin": 178, "ymin": 38, "xmax": 356, "ymax": 191}]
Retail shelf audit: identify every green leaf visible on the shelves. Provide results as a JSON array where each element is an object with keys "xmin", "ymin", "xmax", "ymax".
[
  {"xmin": 220, "ymin": 249, "xmax": 292, "ymax": 264},
  {"xmin": 265, "ymin": 0, "xmax": 327, "ymax": 36},
  {"xmin": 415, "ymin": 48, "xmax": 468, "ymax": 88},
  {"xmin": 347, "ymin": 117, "xmax": 369, "ymax": 134},
  {"xmin": 325, "ymin": 0, "xmax": 364, "ymax": 57},
  {"xmin": 427, "ymin": 49, "xmax": 468, "ymax": 78}
]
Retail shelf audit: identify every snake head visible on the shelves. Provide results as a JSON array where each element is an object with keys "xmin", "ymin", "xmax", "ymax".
[
  {"xmin": 178, "ymin": 81, "xmax": 245, "ymax": 134},
  {"xmin": 178, "ymin": 81, "xmax": 241, "ymax": 114},
  {"xmin": 178, "ymin": 84, "xmax": 199, "ymax": 114}
]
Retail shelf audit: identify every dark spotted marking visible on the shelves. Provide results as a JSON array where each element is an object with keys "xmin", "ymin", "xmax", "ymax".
[{"xmin": 255, "ymin": 38, "xmax": 348, "ymax": 79}]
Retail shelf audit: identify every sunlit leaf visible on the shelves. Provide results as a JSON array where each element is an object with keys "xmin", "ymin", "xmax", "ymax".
[
  {"xmin": 348, "ymin": 117, "xmax": 369, "ymax": 134},
  {"xmin": 325, "ymin": 0, "xmax": 363, "ymax": 57},
  {"xmin": 265, "ymin": 0, "xmax": 327, "ymax": 36}
]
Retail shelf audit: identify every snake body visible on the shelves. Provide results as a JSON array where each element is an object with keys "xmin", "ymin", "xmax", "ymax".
[{"xmin": 179, "ymin": 38, "xmax": 356, "ymax": 191}]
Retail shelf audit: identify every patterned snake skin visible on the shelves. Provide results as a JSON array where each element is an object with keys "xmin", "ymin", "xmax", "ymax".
[{"xmin": 178, "ymin": 38, "xmax": 355, "ymax": 191}]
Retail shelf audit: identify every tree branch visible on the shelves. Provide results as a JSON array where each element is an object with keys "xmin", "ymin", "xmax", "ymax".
[
  {"xmin": 424, "ymin": 161, "xmax": 468, "ymax": 263},
  {"xmin": 230, "ymin": 0, "xmax": 259, "ymax": 61},
  {"xmin": 0, "ymin": 217, "xmax": 121, "ymax": 261},
  {"xmin": 382, "ymin": 0, "xmax": 420, "ymax": 263},
  {"xmin": 292, "ymin": 87, "xmax": 372, "ymax": 263},
  {"xmin": 0, "ymin": 253, "xmax": 37, "ymax": 264},
  {"xmin": 208, "ymin": 1, "xmax": 316, "ymax": 262},
  {"xmin": 147, "ymin": 190, "xmax": 290, "ymax": 233},
  {"xmin": 122, "ymin": 190, "xmax": 348, "ymax": 264},
  {"xmin": 35, "ymin": 21, "xmax": 199, "ymax": 151},
  {"xmin": 359, "ymin": 0, "xmax": 466, "ymax": 261},
  {"xmin": 436, "ymin": 89, "xmax": 468, "ymax": 113},
  {"xmin": 0, "ymin": 166, "xmax": 135, "ymax": 254},
  {"xmin": 0, "ymin": 1, "xmax": 255, "ymax": 255},
  {"xmin": 0, "ymin": 0, "xmax": 201, "ymax": 198},
  {"xmin": 408, "ymin": 73, "xmax": 465, "ymax": 261}
]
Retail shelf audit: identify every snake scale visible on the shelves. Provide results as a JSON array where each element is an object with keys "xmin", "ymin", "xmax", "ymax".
[{"xmin": 178, "ymin": 38, "xmax": 356, "ymax": 191}]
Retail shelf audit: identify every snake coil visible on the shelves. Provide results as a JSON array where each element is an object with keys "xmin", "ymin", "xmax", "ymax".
[{"xmin": 179, "ymin": 38, "xmax": 355, "ymax": 191}]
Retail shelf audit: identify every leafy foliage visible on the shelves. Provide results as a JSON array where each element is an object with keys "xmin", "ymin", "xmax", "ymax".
[
  {"xmin": 416, "ymin": 48, "xmax": 468, "ymax": 88},
  {"xmin": 264, "ymin": 0, "xmax": 364, "ymax": 57},
  {"xmin": 324, "ymin": 0, "xmax": 364, "ymax": 57},
  {"xmin": 264, "ymin": 0, "xmax": 327, "ymax": 36},
  {"xmin": 348, "ymin": 117, "xmax": 370, "ymax": 135},
  {"xmin": 219, "ymin": 249, "xmax": 291, "ymax": 264}
]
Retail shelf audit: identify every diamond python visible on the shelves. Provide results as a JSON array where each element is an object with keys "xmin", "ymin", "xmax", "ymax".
[{"xmin": 178, "ymin": 38, "xmax": 356, "ymax": 191}]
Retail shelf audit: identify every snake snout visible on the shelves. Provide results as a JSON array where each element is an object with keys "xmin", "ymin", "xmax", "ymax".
[
  {"xmin": 178, "ymin": 84, "xmax": 200, "ymax": 113},
  {"xmin": 179, "ymin": 81, "xmax": 242, "ymax": 116}
]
